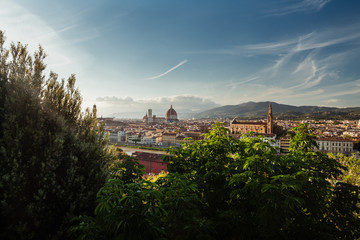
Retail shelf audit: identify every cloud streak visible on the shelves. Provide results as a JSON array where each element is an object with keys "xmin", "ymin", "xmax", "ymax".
[
  {"xmin": 268, "ymin": 0, "xmax": 331, "ymax": 16},
  {"xmin": 146, "ymin": 59, "xmax": 188, "ymax": 80},
  {"xmin": 220, "ymin": 23, "xmax": 360, "ymax": 107}
]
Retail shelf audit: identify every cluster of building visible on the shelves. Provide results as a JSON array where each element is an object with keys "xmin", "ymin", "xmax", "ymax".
[
  {"xmin": 228, "ymin": 104, "xmax": 358, "ymax": 156},
  {"xmin": 98, "ymin": 104, "xmax": 360, "ymax": 175},
  {"xmin": 99, "ymin": 105, "xmax": 211, "ymax": 147}
]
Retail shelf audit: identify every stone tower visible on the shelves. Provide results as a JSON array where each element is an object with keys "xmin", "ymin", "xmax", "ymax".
[
  {"xmin": 148, "ymin": 109, "xmax": 152, "ymax": 123},
  {"xmin": 267, "ymin": 103, "xmax": 273, "ymax": 134},
  {"xmin": 92, "ymin": 104, "xmax": 97, "ymax": 117}
]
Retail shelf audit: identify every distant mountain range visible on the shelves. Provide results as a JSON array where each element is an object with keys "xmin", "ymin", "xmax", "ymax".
[{"xmin": 193, "ymin": 101, "xmax": 360, "ymax": 120}]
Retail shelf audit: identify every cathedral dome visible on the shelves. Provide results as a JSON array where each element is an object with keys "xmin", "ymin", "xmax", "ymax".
[{"xmin": 165, "ymin": 105, "xmax": 178, "ymax": 122}]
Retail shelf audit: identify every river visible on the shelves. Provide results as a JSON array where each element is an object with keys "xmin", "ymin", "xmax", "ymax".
[{"xmin": 118, "ymin": 146, "xmax": 169, "ymax": 156}]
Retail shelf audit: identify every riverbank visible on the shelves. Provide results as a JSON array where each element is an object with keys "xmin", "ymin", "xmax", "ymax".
[
  {"xmin": 111, "ymin": 143, "xmax": 169, "ymax": 151},
  {"xmin": 115, "ymin": 146, "xmax": 171, "ymax": 156}
]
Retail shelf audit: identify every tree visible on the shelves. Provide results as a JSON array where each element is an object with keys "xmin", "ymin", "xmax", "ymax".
[
  {"xmin": 329, "ymin": 152, "xmax": 360, "ymax": 186},
  {"xmin": 72, "ymin": 157, "xmax": 166, "ymax": 240},
  {"xmin": 0, "ymin": 30, "xmax": 115, "ymax": 239},
  {"xmin": 74, "ymin": 123, "xmax": 360, "ymax": 239},
  {"xmin": 109, "ymin": 155, "xmax": 145, "ymax": 184},
  {"xmin": 289, "ymin": 123, "xmax": 318, "ymax": 152}
]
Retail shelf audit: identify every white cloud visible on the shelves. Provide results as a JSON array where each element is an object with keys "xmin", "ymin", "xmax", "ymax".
[
  {"xmin": 0, "ymin": 0, "xmax": 93, "ymax": 78},
  {"xmin": 242, "ymin": 27, "xmax": 360, "ymax": 56},
  {"xmin": 224, "ymin": 24, "xmax": 360, "ymax": 106},
  {"xmin": 323, "ymin": 99, "xmax": 339, "ymax": 104},
  {"xmin": 244, "ymin": 39, "xmax": 297, "ymax": 52},
  {"xmin": 146, "ymin": 59, "xmax": 188, "ymax": 80},
  {"xmin": 268, "ymin": 0, "xmax": 331, "ymax": 16},
  {"xmin": 227, "ymin": 76, "xmax": 259, "ymax": 89},
  {"xmin": 95, "ymin": 94, "xmax": 220, "ymax": 117}
]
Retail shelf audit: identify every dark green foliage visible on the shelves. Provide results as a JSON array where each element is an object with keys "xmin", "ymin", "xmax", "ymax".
[
  {"xmin": 74, "ymin": 123, "xmax": 360, "ymax": 239},
  {"xmin": 329, "ymin": 153, "xmax": 360, "ymax": 186},
  {"xmin": 0, "ymin": 31, "xmax": 115, "ymax": 239},
  {"xmin": 110, "ymin": 156, "xmax": 145, "ymax": 183},
  {"xmin": 72, "ymin": 156, "xmax": 157, "ymax": 240},
  {"xmin": 289, "ymin": 123, "xmax": 318, "ymax": 152}
]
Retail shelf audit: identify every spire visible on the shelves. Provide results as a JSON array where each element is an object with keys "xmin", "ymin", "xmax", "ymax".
[
  {"xmin": 267, "ymin": 103, "xmax": 273, "ymax": 134},
  {"xmin": 92, "ymin": 104, "xmax": 97, "ymax": 117},
  {"xmin": 268, "ymin": 103, "xmax": 272, "ymax": 115}
]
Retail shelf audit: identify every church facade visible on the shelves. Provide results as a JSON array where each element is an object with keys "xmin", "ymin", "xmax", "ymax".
[{"xmin": 230, "ymin": 104, "xmax": 274, "ymax": 135}]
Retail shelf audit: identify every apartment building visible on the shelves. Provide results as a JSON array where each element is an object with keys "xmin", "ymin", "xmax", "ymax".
[{"xmin": 316, "ymin": 137, "xmax": 354, "ymax": 156}]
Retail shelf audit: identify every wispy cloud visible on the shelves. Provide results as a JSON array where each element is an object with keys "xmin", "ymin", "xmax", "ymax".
[
  {"xmin": 198, "ymin": 25, "xmax": 360, "ymax": 57},
  {"xmin": 0, "ymin": 0, "xmax": 95, "ymax": 77},
  {"xmin": 323, "ymin": 99, "xmax": 339, "ymax": 104},
  {"xmin": 227, "ymin": 76, "xmax": 259, "ymax": 89},
  {"xmin": 242, "ymin": 27, "xmax": 360, "ymax": 56},
  {"xmin": 221, "ymin": 24, "xmax": 360, "ymax": 107},
  {"xmin": 146, "ymin": 59, "xmax": 188, "ymax": 80},
  {"xmin": 268, "ymin": 0, "xmax": 331, "ymax": 16}
]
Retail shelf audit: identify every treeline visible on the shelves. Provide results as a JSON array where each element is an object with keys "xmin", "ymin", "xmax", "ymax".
[
  {"xmin": 275, "ymin": 110, "xmax": 360, "ymax": 120},
  {"xmin": 1, "ymin": 31, "xmax": 360, "ymax": 239}
]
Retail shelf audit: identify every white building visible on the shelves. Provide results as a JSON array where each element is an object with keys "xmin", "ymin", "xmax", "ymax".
[
  {"xmin": 315, "ymin": 137, "xmax": 354, "ymax": 156},
  {"xmin": 141, "ymin": 136, "xmax": 157, "ymax": 145},
  {"xmin": 126, "ymin": 133, "xmax": 142, "ymax": 144},
  {"xmin": 108, "ymin": 131, "xmax": 120, "ymax": 143}
]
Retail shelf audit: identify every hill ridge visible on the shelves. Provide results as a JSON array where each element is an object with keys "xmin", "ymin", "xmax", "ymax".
[{"xmin": 194, "ymin": 101, "xmax": 360, "ymax": 120}]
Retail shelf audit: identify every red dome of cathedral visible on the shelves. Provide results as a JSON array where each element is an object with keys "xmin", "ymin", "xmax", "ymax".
[{"xmin": 165, "ymin": 105, "xmax": 178, "ymax": 122}]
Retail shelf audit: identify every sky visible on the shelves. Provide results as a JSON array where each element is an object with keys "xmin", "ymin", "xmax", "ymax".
[{"xmin": 1, "ymin": 0, "xmax": 360, "ymax": 117}]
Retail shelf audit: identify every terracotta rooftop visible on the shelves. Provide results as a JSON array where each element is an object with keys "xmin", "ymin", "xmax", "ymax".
[
  {"xmin": 231, "ymin": 120, "xmax": 267, "ymax": 125},
  {"xmin": 316, "ymin": 137, "xmax": 353, "ymax": 142},
  {"xmin": 163, "ymin": 132, "xmax": 177, "ymax": 136}
]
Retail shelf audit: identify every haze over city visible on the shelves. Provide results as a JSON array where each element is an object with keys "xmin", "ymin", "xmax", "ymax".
[{"xmin": 1, "ymin": 0, "xmax": 360, "ymax": 117}]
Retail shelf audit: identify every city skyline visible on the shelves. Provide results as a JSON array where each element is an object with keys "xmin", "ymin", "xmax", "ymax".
[{"xmin": 1, "ymin": 0, "xmax": 360, "ymax": 117}]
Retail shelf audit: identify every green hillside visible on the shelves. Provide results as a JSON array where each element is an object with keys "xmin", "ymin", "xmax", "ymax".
[{"xmin": 194, "ymin": 101, "xmax": 360, "ymax": 120}]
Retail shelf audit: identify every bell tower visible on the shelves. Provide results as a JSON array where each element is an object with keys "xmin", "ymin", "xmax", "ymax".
[
  {"xmin": 267, "ymin": 103, "xmax": 273, "ymax": 134},
  {"xmin": 148, "ymin": 109, "xmax": 152, "ymax": 124},
  {"xmin": 92, "ymin": 104, "xmax": 97, "ymax": 117}
]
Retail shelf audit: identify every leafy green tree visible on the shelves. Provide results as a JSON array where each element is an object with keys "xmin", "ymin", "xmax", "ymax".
[
  {"xmin": 109, "ymin": 155, "xmax": 145, "ymax": 184},
  {"xmin": 0, "ymin": 31, "xmax": 115, "ymax": 239},
  {"xmin": 329, "ymin": 152, "xmax": 360, "ymax": 186},
  {"xmin": 74, "ymin": 123, "xmax": 360, "ymax": 239},
  {"xmin": 289, "ymin": 122, "xmax": 318, "ymax": 152},
  {"xmin": 72, "ymin": 172, "xmax": 209, "ymax": 240}
]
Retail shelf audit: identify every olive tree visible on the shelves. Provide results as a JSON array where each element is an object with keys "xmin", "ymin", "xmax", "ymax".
[{"xmin": 0, "ymin": 31, "xmax": 115, "ymax": 239}]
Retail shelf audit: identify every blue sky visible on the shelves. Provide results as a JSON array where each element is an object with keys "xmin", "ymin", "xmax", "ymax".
[{"xmin": 1, "ymin": 0, "xmax": 360, "ymax": 117}]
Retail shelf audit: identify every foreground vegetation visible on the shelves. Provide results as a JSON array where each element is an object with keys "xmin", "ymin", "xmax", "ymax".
[
  {"xmin": 73, "ymin": 123, "xmax": 360, "ymax": 240},
  {"xmin": 1, "ymin": 31, "xmax": 359, "ymax": 239},
  {"xmin": 0, "ymin": 31, "xmax": 115, "ymax": 239}
]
